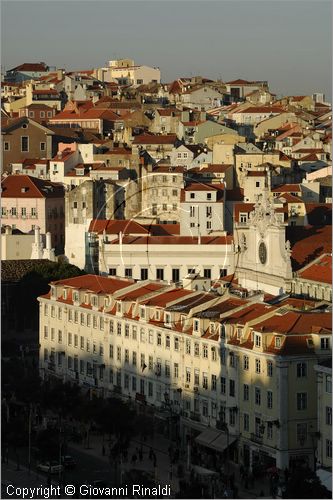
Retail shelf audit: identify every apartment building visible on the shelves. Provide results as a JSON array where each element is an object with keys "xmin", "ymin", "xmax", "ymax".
[
  {"xmin": 1, "ymin": 174, "xmax": 65, "ymax": 253},
  {"xmin": 314, "ymin": 359, "xmax": 332, "ymax": 472},
  {"xmin": 38, "ymin": 275, "xmax": 332, "ymax": 471}
]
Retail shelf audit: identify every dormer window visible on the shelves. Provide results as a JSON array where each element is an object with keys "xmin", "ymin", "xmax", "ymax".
[
  {"xmin": 91, "ymin": 296, "xmax": 98, "ymax": 307},
  {"xmin": 139, "ymin": 306, "xmax": 145, "ymax": 319},
  {"xmin": 117, "ymin": 301, "xmax": 122, "ymax": 313},
  {"xmin": 254, "ymin": 334, "xmax": 261, "ymax": 347},
  {"xmin": 165, "ymin": 312, "xmax": 171, "ymax": 325},
  {"xmin": 193, "ymin": 319, "xmax": 200, "ymax": 332},
  {"xmin": 50, "ymin": 286, "xmax": 56, "ymax": 299},
  {"xmin": 84, "ymin": 294, "xmax": 89, "ymax": 304},
  {"xmin": 321, "ymin": 338, "xmax": 330, "ymax": 350},
  {"xmin": 275, "ymin": 337, "xmax": 281, "ymax": 348},
  {"xmin": 155, "ymin": 309, "xmax": 160, "ymax": 321},
  {"xmin": 209, "ymin": 323, "xmax": 215, "ymax": 334},
  {"xmin": 104, "ymin": 297, "xmax": 110, "ymax": 308},
  {"xmin": 73, "ymin": 291, "xmax": 79, "ymax": 303},
  {"xmin": 63, "ymin": 289, "xmax": 67, "ymax": 300}
]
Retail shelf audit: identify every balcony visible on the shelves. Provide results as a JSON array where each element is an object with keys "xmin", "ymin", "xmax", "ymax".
[
  {"xmin": 250, "ymin": 433, "xmax": 263, "ymax": 444},
  {"xmin": 190, "ymin": 412, "xmax": 201, "ymax": 422}
]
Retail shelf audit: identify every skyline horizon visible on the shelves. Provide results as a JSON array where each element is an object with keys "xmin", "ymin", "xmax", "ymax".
[{"xmin": 1, "ymin": 0, "xmax": 331, "ymax": 101}]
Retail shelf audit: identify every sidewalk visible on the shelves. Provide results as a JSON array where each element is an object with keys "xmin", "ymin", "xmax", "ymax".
[
  {"xmin": 69, "ymin": 433, "xmax": 273, "ymax": 499},
  {"xmin": 70, "ymin": 432, "xmax": 180, "ymax": 493},
  {"xmin": 1, "ymin": 460, "xmax": 60, "ymax": 498}
]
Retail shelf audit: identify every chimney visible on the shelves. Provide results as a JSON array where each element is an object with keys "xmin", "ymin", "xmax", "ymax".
[
  {"xmin": 46, "ymin": 232, "xmax": 52, "ymax": 250},
  {"xmin": 34, "ymin": 226, "xmax": 40, "ymax": 244}
]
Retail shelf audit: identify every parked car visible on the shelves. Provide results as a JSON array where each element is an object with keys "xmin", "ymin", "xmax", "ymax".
[
  {"xmin": 61, "ymin": 455, "xmax": 76, "ymax": 469},
  {"xmin": 37, "ymin": 461, "xmax": 63, "ymax": 474}
]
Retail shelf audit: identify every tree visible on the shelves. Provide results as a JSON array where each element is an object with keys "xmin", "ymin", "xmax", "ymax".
[{"xmin": 285, "ymin": 466, "xmax": 331, "ymax": 498}]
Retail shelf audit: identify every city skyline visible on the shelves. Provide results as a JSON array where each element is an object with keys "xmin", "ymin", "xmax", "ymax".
[{"xmin": 1, "ymin": 0, "xmax": 332, "ymax": 100}]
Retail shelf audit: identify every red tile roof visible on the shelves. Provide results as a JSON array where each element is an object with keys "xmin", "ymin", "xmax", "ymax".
[
  {"xmin": 142, "ymin": 289, "xmax": 192, "ymax": 307},
  {"xmin": 272, "ymin": 184, "xmax": 301, "ymax": 193},
  {"xmin": 88, "ymin": 219, "xmax": 149, "ymax": 235},
  {"xmin": 108, "ymin": 235, "xmax": 233, "ymax": 245},
  {"xmin": 184, "ymin": 182, "xmax": 225, "ymax": 192},
  {"xmin": 132, "ymin": 134, "xmax": 177, "ymax": 145},
  {"xmin": 51, "ymin": 274, "xmax": 133, "ymax": 294},
  {"xmin": 288, "ymin": 225, "xmax": 332, "ymax": 270},
  {"xmin": 252, "ymin": 310, "xmax": 331, "ymax": 335},
  {"xmin": 10, "ymin": 63, "xmax": 48, "ymax": 72},
  {"xmin": 236, "ymin": 106, "xmax": 284, "ymax": 114},
  {"xmin": 117, "ymin": 283, "xmax": 166, "ymax": 300},
  {"xmin": 1, "ymin": 175, "xmax": 64, "ymax": 199},
  {"xmin": 298, "ymin": 254, "xmax": 332, "ymax": 284}
]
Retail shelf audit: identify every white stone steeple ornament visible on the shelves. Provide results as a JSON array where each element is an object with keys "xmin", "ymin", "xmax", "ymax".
[{"xmin": 249, "ymin": 191, "xmax": 280, "ymax": 237}]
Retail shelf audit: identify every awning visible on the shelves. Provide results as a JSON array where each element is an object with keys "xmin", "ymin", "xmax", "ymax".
[
  {"xmin": 316, "ymin": 468, "xmax": 332, "ymax": 492},
  {"xmin": 195, "ymin": 428, "xmax": 237, "ymax": 452}
]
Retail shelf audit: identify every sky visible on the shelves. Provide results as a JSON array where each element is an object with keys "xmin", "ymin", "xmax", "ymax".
[{"xmin": 1, "ymin": 0, "xmax": 332, "ymax": 100}]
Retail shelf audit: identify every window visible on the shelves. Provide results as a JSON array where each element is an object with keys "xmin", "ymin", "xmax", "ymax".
[
  {"xmin": 186, "ymin": 368, "xmax": 191, "ymax": 383},
  {"xmin": 190, "ymin": 205, "xmax": 195, "ymax": 217},
  {"xmin": 21, "ymin": 136, "xmax": 29, "ymax": 152},
  {"xmin": 132, "ymin": 377, "xmax": 137, "ymax": 391},
  {"xmin": 74, "ymin": 334, "xmax": 78, "ymax": 347},
  {"xmin": 149, "ymin": 356, "xmax": 153, "ymax": 370},
  {"xmin": 297, "ymin": 423, "xmax": 307, "ymax": 444},
  {"xmin": 148, "ymin": 381, "xmax": 153, "ymax": 397},
  {"xmin": 207, "ymin": 193, "xmax": 212, "ymax": 200},
  {"xmin": 207, "ymin": 221, "xmax": 212, "ymax": 230},
  {"xmin": 221, "ymin": 377, "xmax": 226, "ymax": 395},
  {"xmin": 256, "ymin": 181, "xmax": 260, "ymax": 188},
  {"xmin": 321, "ymin": 338, "xmax": 330, "ymax": 350},
  {"xmin": 117, "ymin": 323, "xmax": 122, "ymax": 336},
  {"xmin": 194, "ymin": 369, "xmax": 200, "ymax": 386},
  {"xmin": 297, "ymin": 392, "xmax": 307, "ymax": 410},
  {"xmin": 186, "ymin": 340, "xmax": 191, "ymax": 355},
  {"xmin": 255, "ymin": 359, "xmax": 261, "ymax": 374},
  {"xmin": 211, "ymin": 374, "xmax": 217, "ymax": 391},
  {"xmin": 326, "ymin": 440, "xmax": 332, "ymax": 458},
  {"xmin": 157, "ymin": 332, "xmax": 162, "ymax": 346},
  {"xmin": 44, "ymin": 326, "xmax": 48, "ymax": 339},
  {"xmin": 21, "ymin": 207, "xmax": 27, "ymax": 217},
  {"xmin": 156, "ymin": 268, "xmax": 164, "ymax": 281},
  {"xmin": 326, "ymin": 376, "xmax": 332, "ymax": 394},
  {"xmin": 174, "ymin": 363, "xmax": 179, "ymax": 379},
  {"xmin": 132, "ymin": 326, "xmax": 137, "ymax": 340},
  {"xmin": 267, "ymin": 361, "xmax": 273, "ymax": 377},
  {"xmin": 326, "ymin": 406, "xmax": 332, "ymax": 426},
  {"xmin": 229, "ymin": 409, "xmax": 236, "ymax": 426},
  {"xmin": 267, "ymin": 390, "xmax": 273, "ymax": 409},
  {"xmin": 117, "ymin": 347, "xmax": 121, "ymax": 362},
  {"xmin": 172, "ymin": 268, "xmax": 180, "ymax": 282},
  {"xmin": 267, "ymin": 422, "xmax": 273, "ymax": 439},
  {"xmin": 194, "ymin": 343, "xmax": 200, "ymax": 356},
  {"xmin": 297, "ymin": 362, "xmax": 307, "ymax": 377},
  {"xmin": 4, "ymin": 142, "xmax": 10, "ymax": 151},
  {"xmin": 140, "ymin": 329, "xmax": 145, "ymax": 342},
  {"xmin": 68, "ymin": 332, "xmax": 72, "ymax": 345},
  {"xmin": 229, "ymin": 379, "xmax": 235, "ymax": 397},
  {"xmin": 109, "ymin": 345, "xmax": 114, "ymax": 359},
  {"xmin": 203, "ymin": 373, "xmax": 208, "ymax": 389},
  {"xmin": 148, "ymin": 330, "xmax": 153, "ymax": 344},
  {"xmin": 86, "ymin": 340, "xmax": 90, "ymax": 352},
  {"xmin": 255, "ymin": 387, "xmax": 261, "ymax": 405},
  {"xmin": 165, "ymin": 335, "xmax": 170, "ymax": 349},
  {"xmin": 124, "ymin": 349, "xmax": 129, "ymax": 364},
  {"xmin": 165, "ymin": 362, "xmax": 170, "ymax": 378},
  {"xmin": 125, "ymin": 268, "xmax": 132, "ymax": 278},
  {"xmin": 275, "ymin": 337, "xmax": 281, "ymax": 348},
  {"xmin": 244, "ymin": 413, "xmax": 250, "ymax": 432},
  {"xmin": 219, "ymin": 269, "xmax": 227, "ymax": 278},
  {"xmin": 141, "ymin": 268, "xmax": 148, "ymax": 280},
  {"xmin": 193, "ymin": 320, "xmax": 200, "ymax": 332},
  {"xmin": 203, "ymin": 268, "xmax": 211, "ymax": 279},
  {"xmin": 190, "ymin": 193, "xmax": 195, "ymax": 199},
  {"xmin": 125, "ymin": 324, "xmax": 129, "ymax": 338},
  {"xmin": 132, "ymin": 352, "xmax": 137, "ymax": 366},
  {"xmin": 58, "ymin": 330, "xmax": 62, "ymax": 343},
  {"xmin": 254, "ymin": 334, "xmax": 261, "ymax": 347},
  {"xmin": 40, "ymin": 142, "xmax": 46, "ymax": 151},
  {"xmin": 203, "ymin": 344, "xmax": 208, "ymax": 358},
  {"xmin": 243, "ymin": 384, "xmax": 249, "ymax": 401},
  {"xmin": 211, "ymin": 347, "xmax": 217, "ymax": 361},
  {"xmin": 243, "ymin": 356, "xmax": 249, "ymax": 370},
  {"xmin": 109, "ymin": 268, "xmax": 117, "ymax": 276}
]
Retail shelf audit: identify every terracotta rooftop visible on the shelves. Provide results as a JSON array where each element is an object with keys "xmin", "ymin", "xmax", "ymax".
[
  {"xmin": 298, "ymin": 254, "xmax": 332, "ymax": 285},
  {"xmin": 132, "ymin": 134, "xmax": 177, "ymax": 145},
  {"xmin": 51, "ymin": 274, "xmax": 133, "ymax": 294},
  {"xmin": 288, "ymin": 225, "xmax": 332, "ymax": 270},
  {"xmin": 88, "ymin": 219, "xmax": 149, "ymax": 235},
  {"xmin": 1, "ymin": 175, "xmax": 64, "ymax": 199}
]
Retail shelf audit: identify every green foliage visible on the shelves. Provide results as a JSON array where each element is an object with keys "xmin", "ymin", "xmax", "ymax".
[{"xmin": 285, "ymin": 466, "xmax": 331, "ymax": 499}]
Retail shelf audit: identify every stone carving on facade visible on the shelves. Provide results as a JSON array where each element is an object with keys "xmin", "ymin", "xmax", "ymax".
[{"xmin": 249, "ymin": 192, "xmax": 280, "ymax": 237}]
